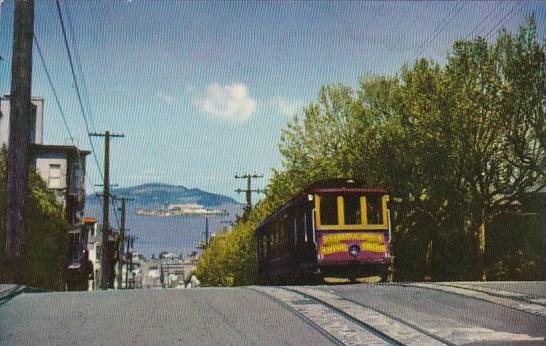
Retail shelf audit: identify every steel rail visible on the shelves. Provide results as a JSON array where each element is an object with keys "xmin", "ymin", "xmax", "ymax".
[
  {"xmin": 436, "ymin": 282, "xmax": 546, "ymax": 308},
  {"xmin": 246, "ymin": 287, "xmax": 345, "ymax": 346},
  {"xmin": 401, "ymin": 283, "xmax": 546, "ymax": 318},
  {"xmin": 287, "ymin": 287, "xmax": 453, "ymax": 346},
  {"xmin": 305, "ymin": 285, "xmax": 455, "ymax": 346},
  {"xmin": 283, "ymin": 287, "xmax": 404, "ymax": 345}
]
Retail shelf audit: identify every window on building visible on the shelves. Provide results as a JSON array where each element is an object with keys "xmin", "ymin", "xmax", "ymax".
[
  {"xmin": 48, "ymin": 164, "xmax": 62, "ymax": 189},
  {"xmin": 319, "ymin": 194, "xmax": 338, "ymax": 225},
  {"xmin": 343, "ymin": 193, "xmax": 362, "ymax": 225},
  {"xmin": 366, "ymin": 194, "xmax": 383, "ymax": 225},
  {"xmin": 73, "ymin": 163, "xmax": 84, "ymax": 190},
  {"xmin": 28, "ymin": 104, "xmax": 36, "ymax": 143}
]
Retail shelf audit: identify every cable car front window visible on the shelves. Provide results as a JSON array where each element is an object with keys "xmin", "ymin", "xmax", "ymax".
[
  {"xmin": 366, "ymin": 194, "xmax": 383, "ymax": 225},
  {"xmin": 319, "ymin": 194, "xmax": 338, "ymax": 225},
  {"xmin": 343, "ymin": 193, "xmax": 362, "ymax": 225}
]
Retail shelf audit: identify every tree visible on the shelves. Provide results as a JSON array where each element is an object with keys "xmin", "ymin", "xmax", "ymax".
[
  {"xmin": 444, "ymin": 20, "xmax": 545, "ymax": 280},
  {"xmin": 0, "ymin": 146, "xmax": 70, "ymax": 290},
  {"xmin": 196, "ymin": 17, "xmax": 545, "ymax": 285}
]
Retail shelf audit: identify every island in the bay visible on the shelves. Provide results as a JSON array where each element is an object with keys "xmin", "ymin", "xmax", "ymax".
[
  {"xmin": 136, "ymin": 203, "xmax": 228, "ymax": 217},
  {"xmin": 86, "ymin": 183, "xmax": 241, "ymax": 217}
]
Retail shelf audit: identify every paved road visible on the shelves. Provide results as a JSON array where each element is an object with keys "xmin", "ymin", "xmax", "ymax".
[
  {"xmin": 1, "ymin": 282, "xmax": 544, "ymax": 345},
  {"xmin": 330, "ymin": 283, "xmax": 545, "ymax": 345}
]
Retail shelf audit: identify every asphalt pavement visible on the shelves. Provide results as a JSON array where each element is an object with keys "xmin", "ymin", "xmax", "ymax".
[{"xmin": 1, "ymin": 282, "xmax": 545, "ymax": 345}]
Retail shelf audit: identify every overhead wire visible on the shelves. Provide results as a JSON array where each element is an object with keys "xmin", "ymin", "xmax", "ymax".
[
  {"xmin": 33, "ymin": 34, "xmax": 75, "ymax": 145},
  {"xmin": 61, "ymin": 1, "xmax": 121, "ymax": 229},
  {"xmin": 411, "ymin": 1, "xmax": 468, "ymax": 62},
  {"xmin": 34, "ymin": 33, "xmax": 97, "ymax": 209},
  {"xmin": 483, "ymin": 1, "xmax": 523, "ymax": 41},
  {"xmin": 64, "ymin": 1, "xmax": 97, "ymax": 133},
  {"xmin": 466, "ymin": 3, "xmax": 508, "ymax": 40},
  {"xmin": 55, "ymin": 0, "xmax": 103, "ymax": 181},
  {"xmin": 55, "ymin": 0, "xmax": 123, "ymax": 233}
]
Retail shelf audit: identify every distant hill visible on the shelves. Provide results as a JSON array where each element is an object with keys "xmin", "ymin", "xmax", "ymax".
[{"xmin": 86, "ymin": 183, "xmax": 241, "ymax": 209}]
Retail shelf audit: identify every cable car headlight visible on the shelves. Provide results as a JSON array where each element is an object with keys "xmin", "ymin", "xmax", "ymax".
[{"xmin": 349, "ymin": 245, "xmax": 360, "ymax": 258}]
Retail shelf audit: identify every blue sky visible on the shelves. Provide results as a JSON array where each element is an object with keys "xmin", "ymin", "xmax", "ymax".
[{"xmin": 0, "ymin": 1, "xmax": 544, "ymax": 203}]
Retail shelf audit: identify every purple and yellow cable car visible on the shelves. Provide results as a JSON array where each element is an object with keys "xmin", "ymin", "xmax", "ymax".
[{"xmin": 256, "ymin": 179, "xmax": 393, "ymax": 284}]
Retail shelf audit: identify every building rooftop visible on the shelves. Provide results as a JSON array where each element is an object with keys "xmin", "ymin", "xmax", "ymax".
[{"xmin": 29, "ymin": 143, "xmax": 91, "ymax": 156}]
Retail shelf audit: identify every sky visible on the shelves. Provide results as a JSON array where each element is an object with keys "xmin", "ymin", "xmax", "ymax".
[{"xmin": 0, "ymin": 0, "xmax": 545, "ymax": 204}]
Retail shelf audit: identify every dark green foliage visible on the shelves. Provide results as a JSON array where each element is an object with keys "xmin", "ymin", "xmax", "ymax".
[
  {"xmin": 0, "ymin": 146, "xmax": 70, "ymax": 290},
  {"xmin": 197, "ymin": 17, "xmax": 546, "ymax": 285}
]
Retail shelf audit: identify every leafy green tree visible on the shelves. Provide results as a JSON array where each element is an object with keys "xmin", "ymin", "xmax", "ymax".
[
  {"xmin": 0, "ymin": 146, "xmax": 70, "ymax": 290},
  {"xmin": 197, "ymin": 17, "xmax": 545, "ymax": 285},
  {"xmin": 444, "ymin": 20, "xmax": 545, "ymax": 280}
]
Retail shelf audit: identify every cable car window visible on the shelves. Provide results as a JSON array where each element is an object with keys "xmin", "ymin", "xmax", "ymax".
[
  {"xmin": 366, "ymin": 194, "xmax": 383, "ymax": 224},
  {"xmin": 319, "ymin": 194, "xmax": 338, "ymax": 225},
  {"xmin": 343, "ymin": 193, "xmax": 362, "ymax": 225}
]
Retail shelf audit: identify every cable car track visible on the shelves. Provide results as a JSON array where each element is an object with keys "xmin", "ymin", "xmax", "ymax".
[
  {"xmin": 248, "ymin": 287, "xmax": 346, "ymax": 346},
  {"xmin": 402, "ymin": 282, "xmax": 546, "ymax": 318},
  {"xmin": 434, "ymin": 282, "xmax": 546, "ymax": 307},
  {"xmin": 250, "ymin": 286, "xmax": 452, "ymax": 345}
]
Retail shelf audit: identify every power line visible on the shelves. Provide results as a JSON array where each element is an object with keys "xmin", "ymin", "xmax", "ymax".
[
  {"xmin": 483, "ymin": 2, "xmax": 522, "ymax": 41},
  {"xmin": 33, "ymin": 34, "xmax": 74, "ymax": 144},
  {"xmin": 64, "ymin": 0, "xmax": 97, "ymax": 132},
  {"xmin": 59, "ymin": 1, "xmax": 122, "ymax": 233},
  {"xmin": 34, "ymin": 33, "xmax": 95, "ymax": 193},
  {"xmin": 55, "ymin": 0, "xmax": 103, "ymax": 180},
  {"xmin": 466, "ymin": 3, "xmax": 507, "ymax": 39},
  {"xmin": 411, "ymin": 1, "xmax": 467, "ymax": 62}
]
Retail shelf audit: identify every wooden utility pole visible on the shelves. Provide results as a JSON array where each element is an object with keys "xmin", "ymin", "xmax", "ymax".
[
  {"xmin": 126, "ymin": 235, "xmax": 134, "ymax": 289},
  {"xmin": 90, "ymin": 131, "xmax": 124, "ymax": 289},
  {"xmin": 204, "ymin": 217, "xmax": 209, "ymax": 247},
  {"xmin": 4, "ymin": 0, "xmax": 34, "ymax": 284},
  {"xmin": 117, "ymin": 197, "xmax": 133, "ymax": 289},
  {"xmin": 125, "ymin": 236, "xmax": 130, "ymax": 289},
  {"xmin": 235, "ymin": 173, "xmax": 264, "ymax": 211}
]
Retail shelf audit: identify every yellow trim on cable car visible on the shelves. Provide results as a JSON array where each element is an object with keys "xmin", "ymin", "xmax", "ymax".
[
  {"xmin": 320, "ymin": 232, "xmax": 386, "ymax": 255},
  {"xmin": 315, "ymin": 194, "xmax": 390, "ymax": 231}
]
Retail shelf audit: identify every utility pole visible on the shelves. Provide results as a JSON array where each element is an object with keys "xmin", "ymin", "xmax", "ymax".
[
  {"xmin": 126, "ymin": 235, "xmax": 134, "ymax": 289},
  {"xmin": 4, "ymin": 0, "xmax": 34, "ymax": 284},
  {"xmin": 124, "ymin": 235, "xmax": 130, "ymax": 289},
  {"xmin": 204, "ymin": 217, "xmax": 209, "ymax": 247},
  {"xmin": 235, "ymin": 173, "xmax": 264, "ymax": 212},
  {"xmin": 90, "ymin": 131, "xmax": 124, "ymax": 289},
  {"xmin": 117, "ymin": 197, "xmax": 133, "ymax": 289}
]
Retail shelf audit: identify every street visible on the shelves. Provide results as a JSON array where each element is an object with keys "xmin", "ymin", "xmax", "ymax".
[{"xmin": 1, "ymin": 282, "xmax": 544, "ymax": 345}]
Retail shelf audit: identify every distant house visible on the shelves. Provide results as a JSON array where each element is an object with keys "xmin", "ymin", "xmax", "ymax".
[
  {"xmin": 86, "ymin": 221, "xmax": 127, "ymax": 290},
  {"xmin": 86, "ymin": 222, "xmax": 102, "ymax": 291}
]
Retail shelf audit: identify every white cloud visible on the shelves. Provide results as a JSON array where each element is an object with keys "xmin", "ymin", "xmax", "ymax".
[
  {"xmin": 271, "ymin": 96, "xmax": 306, "ymax": 117},
  {"xmin": 197, "ymin": 82, "xmax": 256, "ymax": 122},
  {"xmin": 156, "ymin": 91, "xmax": 176, "ymax": 105}
]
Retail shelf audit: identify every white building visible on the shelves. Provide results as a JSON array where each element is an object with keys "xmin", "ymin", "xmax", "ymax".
[
  {"xmin": 30, "ymin": 144, "xmax": 91, "ymax": 290},
  {"xmin": 31, "ymin": 144, "xmax": 89, "ymax": 218},
  {"xmin": 86, "ymin": 222, "xmax": 102, "ymax": 291},
  {"xmin": 1, "ymin": 95, "xmax": 92, "ymax": 290},
  {"xmin": 0, "ymin": 95, "xmax": 44, "ymax": 146}
]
